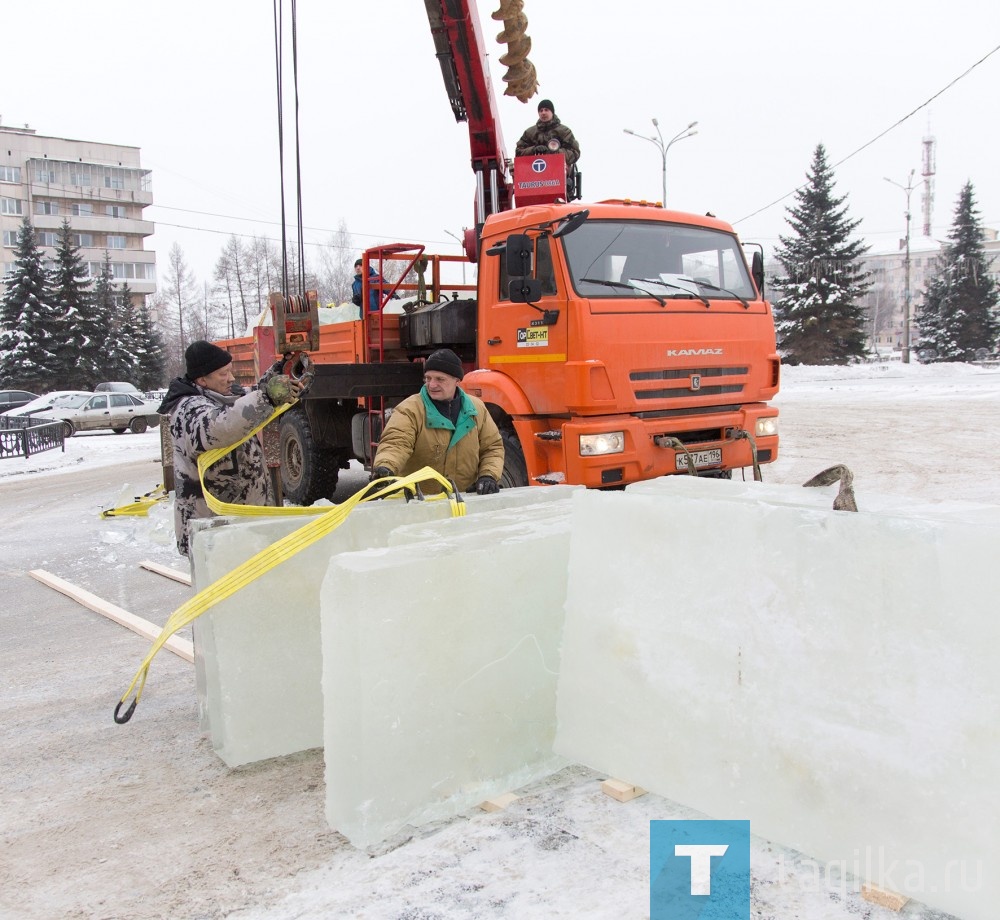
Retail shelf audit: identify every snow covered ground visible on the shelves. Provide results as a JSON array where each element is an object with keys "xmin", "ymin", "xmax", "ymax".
[{"xmin": 2, "ymin": 361, "xmax": 996, "ymax": 920}]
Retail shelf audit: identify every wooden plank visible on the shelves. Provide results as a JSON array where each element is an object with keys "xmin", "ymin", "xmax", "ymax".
[
  {"xmin": 601, "ymin": 778, "xmax": 647, "ymax": 803},
  {"xmin": 139, "ymin": 559, "xmax": 192, "ymax": 586},
  {"xmin": 480, "ymin": 792, "xmax": 520, "ymax": 813},
  {"xmin": 28, "ymin": 569, "xmax": 194, "ymax": 663},
  {"xmin": 861, "ymin": 883, "xmax": 909, "ymax": 911}
]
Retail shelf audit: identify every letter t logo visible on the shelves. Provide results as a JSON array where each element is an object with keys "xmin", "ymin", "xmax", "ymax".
[{"xmin": 674, "ymin": 844, "xmax": 729, "ymax": 895}]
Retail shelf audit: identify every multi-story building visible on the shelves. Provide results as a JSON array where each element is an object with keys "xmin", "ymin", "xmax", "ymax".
[{"xmin": 0, "ymin": 124, "xmax": 155, "ymax": 303}]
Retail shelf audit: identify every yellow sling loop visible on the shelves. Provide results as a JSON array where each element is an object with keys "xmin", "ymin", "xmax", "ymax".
[{"xmin": 114, "ymin": 401, "xmax": 466, "ymax": 723}]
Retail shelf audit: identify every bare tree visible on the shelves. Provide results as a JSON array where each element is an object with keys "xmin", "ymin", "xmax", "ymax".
[
  {"xmin": 316, "ymin": 219, "xmax": 357, "ymax": 306},
  {"xmin": 163, "ymin": 243, "xmax": 199, "ymax": 353}
]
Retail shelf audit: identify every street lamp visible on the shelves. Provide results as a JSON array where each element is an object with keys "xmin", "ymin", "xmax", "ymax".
[
  {"xmin": 623, "ymin": 118, "xmax": 698, "ymax": 205},
  {"xmin": 884, "ymin": 170, "xmax": 924, "ymax": 365},
  {"xmin": 444, "ymin": 228, "xmax": 467, "ymax": 285}
]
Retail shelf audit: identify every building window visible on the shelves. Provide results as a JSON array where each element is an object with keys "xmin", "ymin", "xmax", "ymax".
[
  {"xmin": 70, "ymin": 170, "xmax": 91, "ymax": 187},
  {"xmin": 37, "ymin": 231, "xmax": 58, "ymax": 247},
  {"xmin": 104, "ymin": 169, "xmax": 125, "ymax": 190},
  {"xmin": 106, "ymin": 205, "xmax": 127, "ymax": 218},
  {"xmin": 1, "ymin": 197, "xmax": 24, "ymax": 215},
  {"xmin": 34, "ymin": 167, "xmax": 56, "ymax": 183},
  {"xmin": 71, "ymin": 203, "xmax": 93, "ymax": 216},
  {"xmin": 73, "ymin": 233, "xmax": 94, "ymax": 248},
  {"xmin": 3, "ymin": 230, "xmax": 19, "ymax": 247},
  {"xmin": 106, "ymin": 235, "xmax": 126, "ymax": 249},
  {"xmin": 0, "ymin": 165, "xmax": 21, "ymax": 183},
  {"xmin": 34, "ymin": 200, "xmax": 60, "ymax": 216}
]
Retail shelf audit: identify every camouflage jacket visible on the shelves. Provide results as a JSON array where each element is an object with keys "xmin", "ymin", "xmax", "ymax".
[
  {"xmin": 515, "ymin": 115, "xmax": 580, "ymax": 167},
  {"xmin": 159, "ymin": 377, "xmax": 275, "ymax": 556}
]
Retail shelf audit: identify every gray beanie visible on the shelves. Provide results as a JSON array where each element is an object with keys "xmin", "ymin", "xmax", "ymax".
[
  {"xmin": 185, "ymin": 340, "xmax": 232, "ymax": 380},
  {"xmin": 424, "ymin": 348, "xmax": 464, "ymax": 381}
]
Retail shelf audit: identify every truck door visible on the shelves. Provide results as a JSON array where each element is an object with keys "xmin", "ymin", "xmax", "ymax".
[{"xmin": 484, "ymin": 234, "xmax": 569, "ymax": 413}]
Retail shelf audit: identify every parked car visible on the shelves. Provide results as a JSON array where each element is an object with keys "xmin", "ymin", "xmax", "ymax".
[
  {"xmin": 94, "ymin": 382, "xmax": 143, "ymax": 394},
  {"xmin": 0, "ymin": 390, "xmax": 40, "ymax": 413},
  {"xmin": 4, "ymin": 390, "xmax": 93, "ymax": 418},
  {"xmin": 43, "ymin": 392, "xmax": 161, "ymax": 436}
]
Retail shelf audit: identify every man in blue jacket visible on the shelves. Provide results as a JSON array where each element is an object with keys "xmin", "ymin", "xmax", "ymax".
[{"xmin": 352, "ymin": 258, "xmax": 394, "ymax": 312}]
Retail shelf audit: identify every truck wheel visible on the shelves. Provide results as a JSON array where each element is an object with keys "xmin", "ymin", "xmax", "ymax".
[
  {"xmin": 279, "ymin": 408, "xmax": 341, "ymax": 505},
  {"xmin": 499, "ymin": 428, "xmax": 528, "ymax": 489},
  {"xmin": 129, "ymin": 417, "xmax": 148, "ymax": 434}
]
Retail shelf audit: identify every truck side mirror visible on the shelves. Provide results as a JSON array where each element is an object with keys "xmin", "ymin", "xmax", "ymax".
[
  {"xmin": 508, "ymin": 278, "xmax": 542, "ymax": 303},
  {"xmin": 505, "ymin": 234, "xmax": 533, "ymax": 277},
  {"xmin": 751, "ymin": 251, "xmax": 765, "ymax": 297}
]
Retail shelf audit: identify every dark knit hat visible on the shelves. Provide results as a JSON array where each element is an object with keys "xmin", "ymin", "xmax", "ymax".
[
  {"xmin": 354, "ymin": 258, "xmax": 363, "ymax": 267},
  {"xmin": 538, "ymin": 98, "xmax": 554, "ymax": 113},
  {"xmin": 185, "ymin": 340, "xmax": 232, "ymax": 380},
  {"xmin": 424, "ymin": 348, "xmax": 464, "ymax": 381}
]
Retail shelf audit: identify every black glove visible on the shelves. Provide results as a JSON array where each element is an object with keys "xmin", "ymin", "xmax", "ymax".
[
  {"xmin": 474, "ymin": 476, "xmax": 499, "ymax": 495},
  {"xmin": 351, "ymin": 292, "xmax": 362, "ymax": 308},
  {"xmin": 370, "ymin": 466, "xmax": 394, "ymax": 482}
]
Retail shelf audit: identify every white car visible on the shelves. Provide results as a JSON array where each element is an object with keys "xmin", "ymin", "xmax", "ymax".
[
  {"xmin": 45, "ymin": 392, "xmax": 161, "ymax": 436},
  {"xmin": 4, "ymin": 390, "xmax": 94, "ymax": 418}
]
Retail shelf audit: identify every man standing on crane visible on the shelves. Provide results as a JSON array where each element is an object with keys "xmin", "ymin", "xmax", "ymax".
[{"xmin": 515, "ymin": 99, "xmax": 580, "ymax": 168}]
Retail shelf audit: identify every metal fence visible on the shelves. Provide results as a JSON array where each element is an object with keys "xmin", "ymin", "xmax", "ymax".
[{"xmin": 0, "ymin": 415, "xmax": 66, "ymax": 459}]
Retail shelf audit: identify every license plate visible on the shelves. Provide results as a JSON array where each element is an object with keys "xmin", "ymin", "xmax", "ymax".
[{"xmin": 675, "ymin": 448, "xmax": 722, "ymax": 470}]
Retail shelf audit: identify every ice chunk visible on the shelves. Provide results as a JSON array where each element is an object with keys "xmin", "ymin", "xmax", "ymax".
[
  {"xmin": 321, "ymin": 510, "xmax": 572, "ymax": 849},
  {"xmin": 555, "ymin": 486, "xmax": 1000, "ymax": 920},
  {"xmin": 190, "ymin": 486, "xmax": 578, "ymax": 767}
]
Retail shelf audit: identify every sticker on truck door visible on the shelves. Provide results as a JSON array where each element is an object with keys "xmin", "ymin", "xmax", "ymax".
[{"xmin": 517, "ymin": 326, "xmax": 549, "ymax": 347}]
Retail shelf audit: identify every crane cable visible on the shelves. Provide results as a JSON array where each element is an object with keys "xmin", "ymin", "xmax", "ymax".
[{"xmin": 273, "ymin": 0, "xmax": 307, "ymax": 297}]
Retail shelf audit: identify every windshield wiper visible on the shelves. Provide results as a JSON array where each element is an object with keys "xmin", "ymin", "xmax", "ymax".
[
  {"xmin": 580, "ymin": 277, "xmax": 666, "ymax": 307},
  {"xmin": 689, "ymin": 279, "xmax": 750, "ymax": 309},
  {"xmin": 636, "ymin": 278, "xmax": 711, "ymax": 308}
]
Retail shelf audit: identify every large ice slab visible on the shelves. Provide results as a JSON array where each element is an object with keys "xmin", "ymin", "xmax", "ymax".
[
  {"xmin": 321, "ymin": 510, "xmax": 572, "ymax": 849},
  {"xmin": 555, "ymin": 478, "xmax": 999, "ymax": 920},
  {"xmin": 190, "ymin": 486, "xmax": 577, "ymax": 767}
]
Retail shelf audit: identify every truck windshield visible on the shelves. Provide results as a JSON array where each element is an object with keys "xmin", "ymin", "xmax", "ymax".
[{"xmin": 563, "ymin": 220, "xmax": 756, "ymax": 301}]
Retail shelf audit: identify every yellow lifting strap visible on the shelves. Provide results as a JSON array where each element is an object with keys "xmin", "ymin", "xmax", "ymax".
[
  {"xmin": 113, "ymin": 402, "xmax": 466, "ymax": 724},
  {"xmin": 100, "ymin": 483, "xmax": 170, "ymax": 518}
]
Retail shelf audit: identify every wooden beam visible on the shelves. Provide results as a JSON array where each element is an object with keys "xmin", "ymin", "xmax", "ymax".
[
  {"xmin": 139, "ymin": 559, "xmax": 192, "ymax": 586},
  {"xmin": 861, "ymin": 883, "xmax": 909, "ymax": 911},
  {"xmin": 28, "ymin": 569, "xmax": 193, "ymax": 663},
  {"xmin": 601, "ymin": 778, "xmax": 647, "ymax": 803},
  {"xmin": 480, "ymin": 792, "xmax": 520, "ymax": 813}
]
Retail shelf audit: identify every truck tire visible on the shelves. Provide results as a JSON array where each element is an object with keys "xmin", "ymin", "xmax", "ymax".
[
  {"xmin": 279, "ymin": 408, "xmax": 341, "ymax": 505},
  {"xmin": 499, "ymin": 428, "xmax": 528, "ymax": 489}
]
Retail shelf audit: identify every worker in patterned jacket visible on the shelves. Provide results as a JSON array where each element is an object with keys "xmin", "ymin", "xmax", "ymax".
[
  {"xmin": 157, "ymin": 341, "xmax": 302, "ymax": 557},
  {"xmin": 370, "ymin": 348, "xmax": 505, "ymax": 495},
  {"xmin": 515, "ymin": 98, "xmax": 580, "ymax": 168}
]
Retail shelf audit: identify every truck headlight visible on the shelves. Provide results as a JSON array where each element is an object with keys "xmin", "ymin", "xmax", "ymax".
[
  {"xmin": 755, "ymin": 417, "xmax": 778, "ymax": 437},
  {"xmin": 579, "ymin": 431, "xmax": 625, "ymax": 456}
]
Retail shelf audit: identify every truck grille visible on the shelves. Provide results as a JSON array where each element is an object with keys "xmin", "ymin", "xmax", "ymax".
[{"xmin": 630, "ymin": 365, "xmax": 748, "ymax": 402}]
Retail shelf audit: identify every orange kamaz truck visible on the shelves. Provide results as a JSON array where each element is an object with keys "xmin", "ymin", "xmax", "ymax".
[{"xmin": 216, "ymin": 1, "xmax": 780, "ymax": 502}]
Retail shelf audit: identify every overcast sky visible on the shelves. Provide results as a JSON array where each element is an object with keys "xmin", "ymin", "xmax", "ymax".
[{"xmin": 5, "ymin": 1, "xmax": 999, "ymax": 288}]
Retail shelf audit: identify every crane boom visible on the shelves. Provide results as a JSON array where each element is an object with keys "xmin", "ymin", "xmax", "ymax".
[{"xmin": 424, "ymin": 0, "xmax": 537, "ymax": 226}]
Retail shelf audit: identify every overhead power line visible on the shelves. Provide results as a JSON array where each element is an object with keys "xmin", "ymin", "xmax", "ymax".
[{"xmin": 735, "ymin": 43, "xmax": 1000, "ymax": 226}]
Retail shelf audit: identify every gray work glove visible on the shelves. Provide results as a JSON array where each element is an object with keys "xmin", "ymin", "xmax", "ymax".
[
  {"xmin": 370, "ymin": 466, "xmax": 394, "ymax": 483},
  {"xmin": 258, "ymin": 361, "xmax": 297, "ymax": 407},
  {"xmin": 474, "ymin": 476, "xmax": 499, "ymax": 495}
]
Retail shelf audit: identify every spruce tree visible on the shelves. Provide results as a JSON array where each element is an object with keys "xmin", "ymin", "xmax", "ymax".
[
  {"xmin": 131, "ymin": 292, "xmax": 167, "ymax": 390},
  {"xmin": 914, "ymin": 181, "xmax": 999, "ymax": 362},
  {"xmin": 0, "ymin": 218, "xmax": 62, "ymax": 392},
  {"xmin": 84, "ymin": 253, "xmax": 119, "ymax": 387},
  {"xmin": 772, "ymin": 144, "xmax": 872, "ymax": 365},
  {"xmin": 50, "ymin": 219, "xmax": 93, "ymax": 388}
]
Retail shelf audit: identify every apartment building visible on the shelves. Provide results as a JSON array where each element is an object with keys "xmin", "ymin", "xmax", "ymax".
[{"xmin": 0, "ymin": 124, "xmax": 155, "ymax": 302}]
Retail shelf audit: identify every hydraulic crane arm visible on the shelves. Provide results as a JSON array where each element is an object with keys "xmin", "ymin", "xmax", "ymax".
[{"xmin": 424, "ymin": 0, "xmax": 538, "ymax": 227}]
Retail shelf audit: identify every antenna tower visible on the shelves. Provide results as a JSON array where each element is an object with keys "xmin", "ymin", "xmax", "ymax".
[{"xmin": 921, "ymin": 135, "xmax": 936, "ymax": 237}]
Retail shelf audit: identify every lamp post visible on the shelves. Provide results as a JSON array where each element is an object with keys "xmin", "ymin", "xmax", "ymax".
[
  {"xmin": 623, "ymin": 118, "xmax": 698, "ymax": 205},
  {"xmin": 444, "ymin": 228, "xmax": 467, "ymax": 285},
  {"xmin": 884, "ymin": 171, "xmax": 923, "ymax": 364}
]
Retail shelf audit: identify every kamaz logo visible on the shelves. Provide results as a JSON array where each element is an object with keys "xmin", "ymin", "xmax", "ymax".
[
  {"xmin": 531, "ymin": 158, "xmax": 547, "ymax": 173},
  {"xmin": 666, "ymin": 348, "xmax": 723, "ymax": 356}
]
